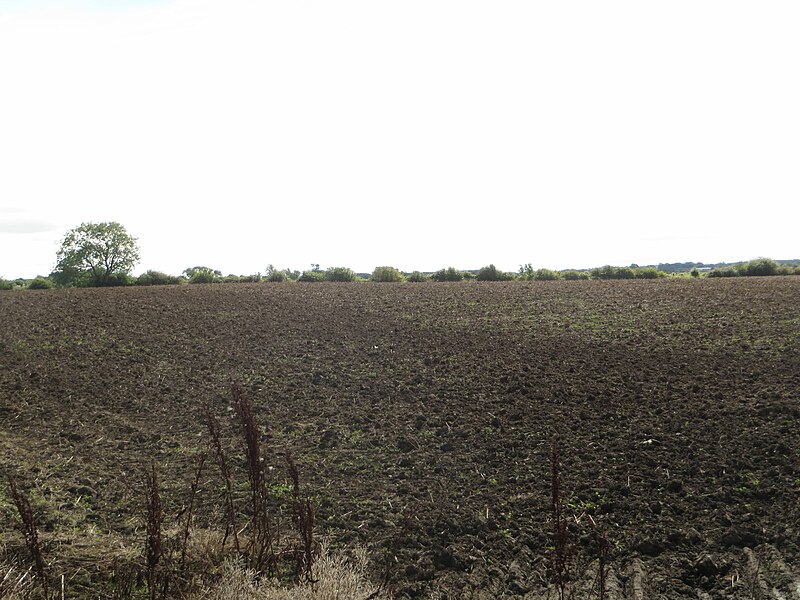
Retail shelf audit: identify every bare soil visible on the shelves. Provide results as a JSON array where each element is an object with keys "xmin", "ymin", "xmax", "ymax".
[{"xmin": 1, "ymin": 278, "xmax": 798, "ymax": 598}]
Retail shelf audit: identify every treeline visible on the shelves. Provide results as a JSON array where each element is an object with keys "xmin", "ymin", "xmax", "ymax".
[
  {"xmin": 704, "ymin": 257, "xmax": 798, "ymax": 278},
  {"xmin": 4, "ymin": 258, "xmax": 798, "ymax": 290}
]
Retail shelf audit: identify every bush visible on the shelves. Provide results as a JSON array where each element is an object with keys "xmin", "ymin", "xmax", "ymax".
[
  {"xmin": 264, "ymin": 265, "xmax": 290, "ymax": 282},
  {"xmin": 0, "ymin": 278, "xmax": 14, "ymax": 290},
  {"xmin": 633, "ymin": 267, "xmax": 664, "ymax": 279},
  {"xmin": 590, "ymin": 265, "xmax": 635, "ymax": 280},
  {"xmin": 265, "ymin": 270, "xmax": 287, "ymax": 282},
  {"xmin": 298, "ymin": 270, "xmax": 324, "ymax": 283},
  {"xmin": 28, "ymin": 277, "xmax": 53, "ymax": 289},
  {"xmin": 407, "ymin": 271, "xmax": 429, "ymax": 282},
  {"xmin": 370, "ymin": 266, "xmax": 405, "ymax": 282},
  {"xmin": 476, "ymin": 264, "xmax": 513, "ymax": 281},
  {"xmin": 707, "ymin": 266, "xmax": 739, "ymax": 278},
  {"xmin": 738, "ymin": 257, "xmax": 779, "ymax": 277},
  {"xmin": 184, "ymin": 266, "xmax": 222, "ymax": 284},
  {"xmin": 690, "ymin": 268, "xmax": 700, "ymax": 278},
  {"xmin": 104, "ymin": 272, "xmax": 134, "ymax": 286},
  {"xmin": 136, "ymin": 270, "xmax": 181, "ymax": 286},
  {"xmin": 238, "ymin": 273, "xmax": 262, "ymax": 283},
  {"xmin": 323, "ymin": 267, "xmax": 357, "ymax": 282},
  {"xmin": 561, "ymin": 270, "xmax": 590, "ymax": 281},
  {"xmin": 431, "ymin": 267, "xmax": 464, "ymax": 282},
  {"xmin": 190, "ymin": 272, "xmax": 221, "ymax": 284},
  {"xmin": 518, "ymin": 263, "xmax": 535, "ymax": 280},
  {"xmin": 533, "ymin": 268, "xmax": 560, "ymax": 281}
]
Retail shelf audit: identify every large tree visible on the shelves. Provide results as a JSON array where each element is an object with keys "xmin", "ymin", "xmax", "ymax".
[{"xmin": 53, "ymin": 222, "xmax": 140, "ymax": 286}]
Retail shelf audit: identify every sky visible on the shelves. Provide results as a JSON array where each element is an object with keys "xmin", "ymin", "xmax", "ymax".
[{"xmin": 1, "ymin": 0, "xmax": 798, "ymax": 278}]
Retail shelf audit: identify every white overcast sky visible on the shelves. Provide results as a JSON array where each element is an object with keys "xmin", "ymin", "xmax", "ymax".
[{"xmin": 1, "ymin": 0, "xmax": 798, "ymax": 278}]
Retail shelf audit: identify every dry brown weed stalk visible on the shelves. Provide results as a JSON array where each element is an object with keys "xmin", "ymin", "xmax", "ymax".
[{"xmin": 7, "ymin": 473, "xmax": 49, "ymax": 598}]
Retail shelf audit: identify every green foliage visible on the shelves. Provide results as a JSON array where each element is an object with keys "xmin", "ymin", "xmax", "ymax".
[
  {"xmin": 707, "ymin": 258, "xmax": 788, "ymax": 278},
  {"xmin": 431, "ymin": 267, "xmax": 464, "ymax": 282},
  {"xmin": 183, "ymin": 266, "xmax": 222, "ymax": 284},
  {"xmin": 533, "ymin": 268, "xmax": 560, "ymax": 281},
  {"xmin": 690, "ymin": 268, "xmax": 700, "ymax": 278},
  {"xmin": 265, "ymin": 271, "xmax": 287, "ymax": 282},
  {"xmin": 298, "ymin": 264, "xmax": 324, "ymax": 282},
  {"xmin": 633, "ymin": 267, "xmax": 665, "ymax": 279},
  {"xmin": 518, "ymin": 263, "xmax": 535, "ymax": 280},
  {"xmin": 518, "ymin": 264, "xmax": 564, "ymax": 281},
  {"xmin": 656, "ymin": 261, "xmax": 706, "ymax": 273},
  {"xmin": 476, "ymin": 264, "xmax": 513, "ymax": 281},
  {"xmin": 53, "ymin": 222, "xmax": 140, "ymax": 287},
  {"xmin": 707, "ymin": 266, "xmax": 739, "ymax": 278},
  {"xmin": 324, "ymin": 267, "xmax": 357, "ymax": 282},
  {"xmin": 561, "ymin": 270, "xmax": 590, "ymax": 281},
  {"xmin": 136, "ymin": 270, "xmax": 181, "ymax": 286},
  {"xmin": 298, "ymin": 270, "xmax": 324, "ymax": 282},
  {"xmin": 591, "ymin": 265, "xmax": 635, "ymax": 280},
  {"xmin": 0, "ymin": 278, "xmax": 14, "ymax": 290},
  {"xmin": 407, "ymin": 271, "xmax": 429, "ymax": 282},
  {"xmin": 221, "ymin": 274, "xmax": 262, "ymax": 283},
  {"xmin": 28, "ymin": 277, "xmax": 53, "ymax": 290},
  {"xmin": 738, "ymin": 257, "xmax": 779, "ymax": 277},
  {"xmin": 370, "ymin": 266, "xmax": 405, "ymax": 282},
  {"xmin": 265, "ymin": 264, "xmax": 291, "ymax": 282},
  {"xmin": 237, "ymin": 273, "xmax": 262, "ymax": 283}
]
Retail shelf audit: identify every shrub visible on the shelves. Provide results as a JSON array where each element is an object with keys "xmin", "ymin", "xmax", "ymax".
[
  {"xmin": 265, "ymin": 270, "xmax": 287, "ymax": 282},
  {"xmin": 590, "ymin": 265, "xmax": 635, "ymax": 280},
  {"xmin": 690, "ymin": 268, "xmax": 700, "ymax": 278},
  {"xmin": 633, "ymin": 267, "xmax": 664, "ymax": 279},
  {"xmin": 533, "ymin": 268, "xmax": 560, "ymax": 281},
  {"xmin": 561, "ymin": 270, "xmax": 590, "ymax": 281},
  {"xmin": 298, "ymin": 270, "xmax": 324, "ymax": 283},
  {"xmin": 28, "ymin": 277, "xmax": 53, "ymax": 290},
  {"xmin": 476, "ymin": 264, "xmax": 513, "ymax": 281},
  {"xmin": 370, "ymin": 266, "xmax": 405, "ymax": 282},
  {"xmin": 323, "ymin": 267, "xmax": 357, "ymax": 282},
  {"xmin": 407, "ymin": 271, "xmax": 429, "ymax": 282},
  {"xmin": 738, "ymin": 257, "xmax": 779, "ymax": 277},
  {"xmin": 192, "ymin": 272, "xmax": 219, "ymax": 284},
  {"xmin": 431, "ymin": 267, "xmax": 463, "ymax": 282},
  {"xmin": 707, "ymin": 266, "xmax": 739, "ymax": 278},
  {"xmin": 184, "ymin": 266, "xmax": 222, "ymax": 284},
  {"xmin": 518, "ymin": 263, "xmax": 535, "ymax": 280},
  {"xmin": 105, "ymin": 272, "xmax": 135, "ymax": 286},
  {"xmin": 265, "ymin": 265, "xmax": 289, "ymax": 282},
  {"xmin": 238, "ymin": 274, "xmax": 262, "ymax": 283},
  {"xmin": 0, "ymin": 278, "xmax": 13, "ymax": 290},
  {"xmin": 136, "ymin": 270, "xmax": 181, "ymax": 286}
]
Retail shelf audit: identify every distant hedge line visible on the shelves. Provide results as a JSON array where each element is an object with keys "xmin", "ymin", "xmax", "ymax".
[{"xmin": 4, "ymin": 258, "xmax": 798, "ymax": 290}]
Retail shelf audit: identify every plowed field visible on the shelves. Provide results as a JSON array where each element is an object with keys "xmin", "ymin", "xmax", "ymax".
[{"xmin": 1, "ymin": 279, "xmax": 798, "ymax": 598}]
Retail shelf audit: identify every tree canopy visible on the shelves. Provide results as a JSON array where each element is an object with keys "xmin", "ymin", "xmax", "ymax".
[{"xmin": 53, "ymin": 222, "xmax": 140, "ymax": 287}]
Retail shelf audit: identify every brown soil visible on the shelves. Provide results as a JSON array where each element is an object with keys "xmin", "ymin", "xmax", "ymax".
[{"xmin": 1, "ymin": 278, "xmax": 798, "ymax": 598}]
